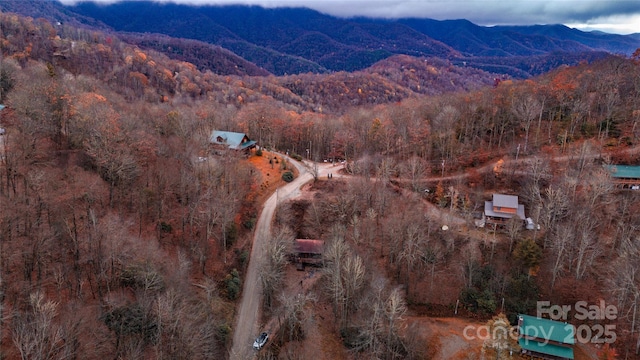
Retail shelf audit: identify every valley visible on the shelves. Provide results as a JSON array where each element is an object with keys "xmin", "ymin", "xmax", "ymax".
[{"xmin": 0, "ymin": 2, "xmax": 638, "ymax": 359}]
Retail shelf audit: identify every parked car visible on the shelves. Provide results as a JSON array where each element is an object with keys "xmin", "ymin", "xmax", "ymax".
[
  {"xmin": 253, "ymin": 332, "xmax": 268, "ymax": 350},
  {"xmin": 525, "ymin": 217, "xmax": 540, "ymax": 230}
]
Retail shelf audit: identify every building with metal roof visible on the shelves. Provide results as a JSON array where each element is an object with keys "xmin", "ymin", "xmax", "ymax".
[
  {"xmin": 517, "ymin": 314, "xmax": 575, "ymax": 360},
  {"xmin": 210, "ymin": 130, "xmax": 257, "ymax": 151},
  {"xmin": 606, "ymin": 165, "xmax": 640, "ymax": 189},
  {"xmin": 483, "ymin": 194, "xmax": 526, "ymax": 226}
]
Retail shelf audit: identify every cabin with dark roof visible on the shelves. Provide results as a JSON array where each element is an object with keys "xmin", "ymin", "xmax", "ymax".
[{"xmin": 292, "ymin": 239, "xmax": 324, "ymax": 270}]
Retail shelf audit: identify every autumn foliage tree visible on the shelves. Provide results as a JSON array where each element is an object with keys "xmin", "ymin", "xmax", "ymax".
[{"xmin": 3, "ymin": 9, "xmax": 640, "ymax": 358}]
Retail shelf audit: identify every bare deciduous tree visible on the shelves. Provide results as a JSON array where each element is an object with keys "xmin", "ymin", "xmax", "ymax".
[
  {"xmin": 323, "ymin": 233, "xmax": 365, "ymax": 329},
  {"xmin": 526, "ymin": 156, "xmax": 551, "ymax": 190},
  {"xmin": 583, "ymin": 166, "xmax": 614, "ymax": 210},
  {"xmin": 397, "ymin": 222, "xmax": 426, "ymax": 297},
  {"xmin": 277, "ymin": 292, "xmax": 315, "ymax": 342},
  {"xmin": 422, "ymin": 242, "xmax": 444, "ymax": 289},
  {"xmin": 341, "ymin": 253, "xmax": 365, "ymax": 327},
  {"xmin": 154, "ymin": 288, "xmax": 221, "ymax": 359},
  {"xmin": 401, "ymin": 156, "xmax": 428, "ymax": 192},
  {"xmin": 85, "ymin": 117, "xmax": 139, "ymax": 208},
  {"xmin": 12, "ymin": 292, "xmax": 63, "ymax": 360},
  {"xmin": 359, "ymin": 282, "xmax": 408, "ymax": 359},
  {"xmin": 0, "ymin": 270, "xmax": 3, "ymax": 346},
  {"xmin": 505, "ymin": 217, "xmax": 522, "ymax": 253},
  {"xmin": 572, "ymin": 212, "xmax": 600, "ymax": 280},
  {"xmin": 610, "ymin": 237, "xmax": 640, "ymax": 354},
  {"xmin": 259, "ymin": 227, "xmax": 293, "ymax": 309},
  {"xmin": 431, "ymin": 104, "xmax": 459, "ymax": 160},
  {"xmin": 540, "ymin": 186, "xmax": 570, "ymax": 248},
  {"xmin": 511, "ymin": 92, "xmax": 542, "ymax": 153},
  {"xmin": 550, "ymin": 224, "xmax": 574, "ymax": 288},
  {"xmin": 461, "ymin": 242, "xmax": 481, "ymax": 289},
  {"xmin": 383, "ymin": 288, "xmax": 407, "ymax": 359}
]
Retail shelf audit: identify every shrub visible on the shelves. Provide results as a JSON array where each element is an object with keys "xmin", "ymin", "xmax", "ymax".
[
  {"xmin": 217, "ymin": 323, "xmax": 232, "ymax": 345},
  {"xmin": 477, "ymin": 289, "xmax": 497, "ymax": 314},
  {"xmin": 505, "ymin": 273, "xmax": 539, "ymax": 323},
  {"xmin": 282, "ymin": 171, "xmax": 294, "ymax": 182},
  {"xmin": 255, "ymin": 148, "xmax": 263, "ymax": 156},
  {"xmin": 159, "ymin": 221, "xmax": 172, "ymax": 233},
  {"xmin": 237, "ymin": 250, "xmax": 250, "ymax": 268},
  {"xmin": 340, "ymin": 326, "xmax": 367, "ymax": 349},
  {"xmin": 119, "ymin": 264, "xmax": 165, "ymax": 293},
  {"xmin": 101, "ymin": 304, "xmax": 158, "ymax": 345},
  {"xmin": 514, "ymin": 239, "xmax": 542, "ymax": 270},
  {"xmin": 224, "ymin": 269, "xmax": 241, "ymax": 300},
  {"xmin": 243, "ymin": 216, "xmax": 256, "ymax": 229},
  {"xmin": 225, "ymin": 223, "xmax": 238, "ymax": 248}
]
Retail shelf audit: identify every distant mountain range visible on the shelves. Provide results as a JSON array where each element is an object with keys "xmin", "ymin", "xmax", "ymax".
[{"xmin": 1, "ymin": 0, "xmax": 638, "ymax": 78}]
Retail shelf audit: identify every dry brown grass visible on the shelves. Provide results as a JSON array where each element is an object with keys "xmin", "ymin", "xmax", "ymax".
[{"xmin": 246, "ymin": 150, "xmax": 297, "ymax": 206}]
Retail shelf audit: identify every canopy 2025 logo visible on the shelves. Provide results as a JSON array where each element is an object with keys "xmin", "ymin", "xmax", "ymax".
[{"xmin": 537, "ymin": 300, "xmax": 617, "ymax": 344}]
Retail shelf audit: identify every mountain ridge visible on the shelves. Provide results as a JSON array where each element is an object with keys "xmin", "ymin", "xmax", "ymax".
[{"xmin": 0, "ymin": 1, "xmax": 637, "ymax": 78}]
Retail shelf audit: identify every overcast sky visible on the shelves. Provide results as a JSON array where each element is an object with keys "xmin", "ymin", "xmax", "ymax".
[{"xmin": 60, "ymin": 0, "xmax": 640, "ymax": 35}]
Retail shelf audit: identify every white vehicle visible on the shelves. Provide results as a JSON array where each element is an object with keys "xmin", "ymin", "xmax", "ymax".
[
  {"xmin": 253, "ymin": 332, "xmax": 268, "ymax": 350},
  {"xmin": 525, "ymin": 217, "xmax": 540, "ymax": 230}
]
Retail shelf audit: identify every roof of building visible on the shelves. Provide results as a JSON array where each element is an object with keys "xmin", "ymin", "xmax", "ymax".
[
  {"xmin": 294, "ymin": 239, "xmax": 325, "ymax": 254},
  {"xmin": 484, "ymin": 201, "xmax": 526, "ymax": 220},
  {"xmin": 493, "ymin": 194, "xmax": 519, "ymax": 209},
  {"xmin": 607, "ymin": 165, "xmax": 640, "ymax": 179},
  {"xmin": 210, "ymin": 130, "xmax": 256, "ymax": 150},
  {"xmin": 518, "ymin": 314, "xmax": 575, "ymax": 359},
  {"xmin": 519, "ymin": 338, "xmax": 575, "ymax": 359}
]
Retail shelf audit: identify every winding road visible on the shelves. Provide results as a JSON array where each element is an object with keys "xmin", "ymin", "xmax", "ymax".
[
  {"xmin": 229, "ymin": 143, "xmax": 640, "ymax": 359},
  {"xmin": 229, "ymin": 158, "xmax": 338, "ymax": 359}
]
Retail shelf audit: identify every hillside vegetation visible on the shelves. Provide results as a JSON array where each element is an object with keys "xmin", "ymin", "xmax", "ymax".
[
  {"xmin": 61, "ymin": 2, "xmax": 637, "ymax": 76},
  {"xmin": 0, "ymin": 10, "xmax": 640, "ymax": 359},
  {"xmin": 1, "ymin": 1, "xmax": 634, "ymax": 77}
]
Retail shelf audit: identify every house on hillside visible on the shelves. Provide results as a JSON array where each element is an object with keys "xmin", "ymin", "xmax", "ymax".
[
  {"xmin": 606, "ymin": 165, "xmax": 640, "ymax": 189},
  {"xmin": 483, "ymin": 193, "xmax": 526, "ymax": 226},
  {"xmin": 292, "ymin": 239, "xmax": 325, "ymax": 270},
  {"xmin": 518, "ymin": 314, "xmax": 575, "ymax": 360},
  {"xmin": 210, "ymin": 130, "xmax": 257, "ymax": 152}
]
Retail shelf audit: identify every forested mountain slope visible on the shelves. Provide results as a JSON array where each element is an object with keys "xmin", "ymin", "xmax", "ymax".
[
  {"xmin": 1, "ymin": 8, "xmax": 640, "ymax": 360},
  {"xmin": 0, "ymin": 0, "xmax": 634, "ymax": 77},
  {"xmin": 0, "ymin": 12, "xmax": 500, "ymax": 113}
]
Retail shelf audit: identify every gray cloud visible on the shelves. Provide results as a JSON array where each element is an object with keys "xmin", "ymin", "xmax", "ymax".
[{"xmin": 60, "ymin": 0, "xmax": 640, "ymax": 34}]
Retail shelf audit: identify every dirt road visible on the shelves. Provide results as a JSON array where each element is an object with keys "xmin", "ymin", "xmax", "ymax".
[
  {"xmin": 228, "ymin": 143, "xmax": 639, "ymax": 358},
  {"xmin": 229, "ymin": 158, "xmax": 338, "ymax": 359},
  {"xmin": 417, "ymin": 142, "xmax": 640, "ymax": 184}
]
